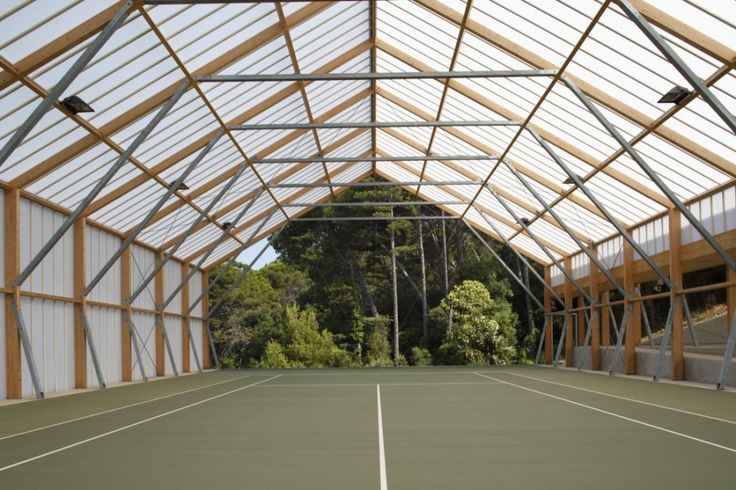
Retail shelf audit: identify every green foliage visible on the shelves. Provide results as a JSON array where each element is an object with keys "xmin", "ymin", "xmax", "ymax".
[
  {"xmin": 365, "ymin": 317, "xmax": 392, "ymax": 367},
  {"xmin": 410, "ymin": 347, "xmax": 432, "ymax": 366},
  {"xmin": 257, "ymin": 341, "xmax": 290, "ymax": 368},
  {"xmin": 437, "ymin": 280, "xmax": 517, "ymax": 365}
]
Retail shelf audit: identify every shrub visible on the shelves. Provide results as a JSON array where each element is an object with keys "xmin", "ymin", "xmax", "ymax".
[{"xmin": 411, "ymin": 347, "xmax": 432, "ymax": 366}]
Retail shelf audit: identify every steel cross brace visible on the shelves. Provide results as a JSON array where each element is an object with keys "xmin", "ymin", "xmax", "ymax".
[
  {"xmin": 124, "ymin": 160, "xmax": 254, "ymax": 378},
  {"xmin": 562, "ymin": 76, "xmax": 736, "ymax": 387},
  {"xmin": 0, "ymin": 0, "xmax": 133, "ymax": 169},
  {"xmin": 158, "ymin": 190, "xmax": 266, "ymax": 373},
  {"xmin": 6, "ymin": 81, "xmax": 188, "ymax": 398},
  {"xmin": 637, "ymin": 286, "xmax": 655, "ymax": 347}
]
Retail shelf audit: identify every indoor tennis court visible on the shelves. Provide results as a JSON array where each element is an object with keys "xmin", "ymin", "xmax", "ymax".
[{"xmin": 1, "ymin": 367, "xmax": 735, "ymax": 489}]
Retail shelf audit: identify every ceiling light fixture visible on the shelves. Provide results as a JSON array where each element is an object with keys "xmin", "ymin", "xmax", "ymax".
[
  {"xmin": 222, "ymin": 222, "xmax": 233, "ymax": 230},
  {"xmin": 658, "ymin": 85, "xmax": 691, "ymax": 104},
  {"xmin": 60, "ymin": 95, "xmax": 94, "ymax": 114},
  {"xmin": 520, "ymin": 217, "xmax": 530, "ymax": 226},
  {"xmin": 563, "ymin": 175, "xmax": 581, "ymax": 185},
  {"xmin": 170, "ymin": 181, "xmax": 189, "ymax": 191}
]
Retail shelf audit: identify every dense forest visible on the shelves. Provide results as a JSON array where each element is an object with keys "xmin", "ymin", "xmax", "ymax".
[{"xmin": 208, "ymin": 177, "xmax": 547, "ymax": 368}]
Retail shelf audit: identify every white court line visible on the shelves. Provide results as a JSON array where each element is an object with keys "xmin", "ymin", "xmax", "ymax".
[
  {"xmin": 257, "ymin": 382, "xmax": 500, "ymax": 388},
  {"xmin": 377, "ymin": 385, "xmax": 388, "ymax": 490},
  {"xmin": 502, "ymin": 371, "xmax": 736, "ymax": 426},
  {"xmin": 0, "ymin": 374, "xmax": 251, "ymax": 442},
  {"xmin": 0, "ymin": 375, "xmax": 281, "ymax": 473},
  {"xmin": 474, "ymin": 372, "xmax": 736, "ymax": 454}
]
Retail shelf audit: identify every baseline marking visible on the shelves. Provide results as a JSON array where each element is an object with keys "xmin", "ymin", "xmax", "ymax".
[
  {"xmin": 257, "ymin": 382, "xmax": 500, "ymax": 388},
  {"xmin": 502, "ymin": 371, "xmax": 736, "ymax": 425},
  {"xmin": 377, "ymin": 384, "xmax": 388, "ymax": 490},
  {"xmin": 474, "ymin": 372, "xmax": 736, "ymax": 454},
  {"xmin": 0, "ymin": 375, "xmax": 281, "ymax": 473},
  {"xmin": 0, "ymin": 374, "xmax": 251, "ymax": 442}
]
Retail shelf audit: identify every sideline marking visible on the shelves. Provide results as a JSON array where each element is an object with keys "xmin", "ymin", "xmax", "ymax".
[
  {"xmin": 474, "ymin": 372, "xmax": 736, "ymax": 454},
  {"xmin": 0, "ymin": 374, "xmax": 251, "ymax": 442},
  {"xmin": 0, "ymin": 375, "xmax": 281, "ymax": 473},
  {"xmin": 502, "ymin": 371, "xmax": 736, "ymax": 425},
  {"xmin": 377, "ymin": 385, "xmax": 388, "ymax": 490}
]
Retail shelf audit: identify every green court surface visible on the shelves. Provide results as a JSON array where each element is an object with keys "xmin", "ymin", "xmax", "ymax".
[{"xmin": 1, "ymin": 367, "xmax": 735, "ymax": 489}]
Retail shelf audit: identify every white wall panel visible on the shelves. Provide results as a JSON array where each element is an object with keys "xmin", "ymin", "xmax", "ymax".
[
  {"xmin": 130, "ymin": 244, "xmax": 156, "ymax": 310},
  {"xmin": 131, "ymin": 311, "xmax": 156, "ymax": 381},
  {"xmin": 189, "ymin": 268, "xmax": 203, "ymax": 317},
  {"xmin": 571, "ymin": 252, "xmax": 586, "ymax": 280},
  {"xmin": 550, "ymin": 264, "xmax": 564, "ymax": 287},
  {"xmin": 19, "ymin": 198, "xmax": 73, "ymax": 296},
  {"xmin": 598, "ymin": 236, "xmax": 623, "ymax": 270},
  {"xmin": 20, "ymin": 297, "xmax": 74, "ymax": 397},
  {"xmin": 163, "ymin": 260, "xmax": 182, "ymax": 314},
  {"xmin": 164, "ymin": 315, "xmax": 182, "ymax": 376},
  {"xmin": 86, "ymin": 306, "xmax": 122, "ymax": 387},
  {"xmin": 632, "ymin": 215, "xmax": 668, "ymax": 259},
  {"xmin": 190, "ymin": 318, "xmax": 204, "ymax": 368},
  {"xmin": 86, "ymin": 226, "xmax": 122, "ymax": 304}
]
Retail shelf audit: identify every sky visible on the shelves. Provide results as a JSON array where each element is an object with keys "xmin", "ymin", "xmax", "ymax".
[{"xmin": 236, "ymin": 237, "xmax": 279, "ymax": 270}]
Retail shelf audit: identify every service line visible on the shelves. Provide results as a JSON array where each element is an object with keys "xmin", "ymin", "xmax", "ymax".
[
  {"xmin": 0, "ymin": 374, "xmax": 251, "ymax": 442},
  {"xmin": 0, "ymin": 375, "xmax": 281, "ymax": 473},
  {"xmin": 377, "ymin": 385, "xmax": 388, "ymax": 490},
  {"xmin": 474, "ymin": 372, "xmax": 736, "ymax": 454}
]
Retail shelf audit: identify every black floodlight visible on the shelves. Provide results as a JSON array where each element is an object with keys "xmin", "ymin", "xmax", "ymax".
[
  {"xmin": 563, "ymin": 174, "xmax": 581, "ymax": 185},
  {"xmin": 170, "ymin": 181, "xmax": 189, "ymax": 191},
  {"xmin": 222, "ymin": 222, "xmax": 233, "ymax": 230},
  {"xmin": 519, "ymin": 217, "xmax": 531, "ymax": 226},
  {"xmin": 60, "ymin": 95, "xmax": 94, "ymax": 114},
  {"xmin": 658, "ymin": 85, "xmax": 691, "ymax": 104}
]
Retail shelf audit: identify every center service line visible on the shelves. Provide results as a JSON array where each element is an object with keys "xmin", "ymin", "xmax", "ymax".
[
  {"xmin": 377, "ymin": 384, "xmax": 388, "ymax": 490},
  {"xmin": 0, "ymin": 375, "xmax": 281, "ymax": 473}
]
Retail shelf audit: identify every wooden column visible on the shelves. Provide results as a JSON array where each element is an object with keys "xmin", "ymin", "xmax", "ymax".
[
  {"xmin": 5, "ymin": 189, "xmax": 21, "ymax": 398},
  {"xmin": 669, "ymin": 207, "xmax": 684, "ymax": 380},
  {"xmin": 202, "ymin": 270, "xmax": 210, "ymax": 369},
  {"xmin": 564, "ymin": 257, "xmax": 574, "ymax": 367},
  {"xmin": 73, "ymin": 218, "xmax": 87, "ymax": 388},
  {"xmin": 120, "ymin": 247, "xmax": 132, "ymax": 382},
  {"xmin": 633, "ymin": 284, "xmax": 642, "ymax": 346},
  {"xmin": 155, "ymin": 251, "xmax": 165, "ymax": 376},
  {"xmin": 601, "ymin": 291, "xmax": 610, "ymax": 347},
  {"xmin": 181, "ymin": 262, "xmax": 190, "ymax": 373},
  {"xmin": 623, "ymin": 239, "xmax": 637, "ymax": 375},
  {"xmin": 576, "ymin": 297, "xmax": 585, "ymax": 346},
  {"xmin": 589, "ymin": 245, "xmax": 601, "ymax": 371},
  {"xmin": 727, "ymin": 265, "xmax": 735, "ymax": 337},
  {"xmin": 543, "ymin": 266, "xmax": 553, "ymax": 364}
]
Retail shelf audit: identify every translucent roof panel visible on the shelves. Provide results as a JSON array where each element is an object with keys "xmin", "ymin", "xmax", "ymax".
[{"xmin": 1, "ymin": 0, "xmax": 734, "ymax": 267}]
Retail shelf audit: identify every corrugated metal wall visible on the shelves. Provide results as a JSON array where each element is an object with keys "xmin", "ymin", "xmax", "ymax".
[
  {"xmin": 164, "ymin": 315, "xmax": 182, "ymax": 376},
  {"xmin": 0, "ymin": 189, "xmax": 4, "ymax": 399},
  {"xmin": 190, "ymin": 318, "xmax": 204, "ymax": 368}
]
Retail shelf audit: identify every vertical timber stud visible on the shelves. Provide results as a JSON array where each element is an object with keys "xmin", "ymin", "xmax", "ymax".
[
  {"xmin": 589, "ymin": 245, "xmax": 601, "ymax": 371},
  {"xmin": 202, "ymin": 270, "xmax": 210, "ymax": 370},
  {"xmin": 633, "ymin": 285, "xmax": 642, "ymax": 346},
  {"xmin": 623, "ymin": 238, "xmax": 637, "ymax": 375},
  {"xmin": 181, "ymin": 262, "xmax": 190, "ymax": 373},
  {"xmin": 544, "ymin": 266, "xmax": 553, "ymax": 364},
  {"xmin": 669, "ymin": 207, "xmax": 684, "ymax": 380},
  {"xmin": 120, "ymin": 247, "xmax": 132, "ymax": 382},
  {"xmin": 564, "ymin": 257, "xmax": 574, "ymax": 367},
  {"xmin": 601, "ymin": 291, "xmax": 611, "ymax": 347},
  {"xmin": 73, "ymin": 218, "xmax": 87, "ymax": 388},
  {"xmin": 155, "ymin": 251, "xmax": 165, "ymax": 376},
  {"xmin": 727, "ymin": 265, "xmax": 735, "ymax": 339},
  {"xmin": 576, "ymin": 297, "xmax": 585, "ymax": 346},
  {"xmin": 4, "ymin": 189, "xmax": 21, "ymax": 398}
]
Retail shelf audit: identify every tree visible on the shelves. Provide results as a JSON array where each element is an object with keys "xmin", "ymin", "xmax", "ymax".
[{"xmin": 437, "ymin": 280, "xmax": 517, "ymax": 365}]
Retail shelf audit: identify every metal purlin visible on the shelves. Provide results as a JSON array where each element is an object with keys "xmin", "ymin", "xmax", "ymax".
[
  {"xmin": 0, "ymin": 0, "xmax": 133, "ymax": 169},
  {"xmin": 123, "ymin": 158, "xmax": 255, "ymax": 378},
  {"xmin": 563, "ymin": 70, "xmax": 736, "ymax": 387},
  {"xmin": 157, "ymin": 188, "xmax": 266, "ymax": 373},
  {"xmin": 78, "ymin": 130, "xmax": 225, "ymax": 380},
  {"xmin": 469, "ymin": 208, "xmax": 570, "ymax": 364},
  {"xmin": 8, "ymin": 80, "xmax": 188, "ymax": 398}
]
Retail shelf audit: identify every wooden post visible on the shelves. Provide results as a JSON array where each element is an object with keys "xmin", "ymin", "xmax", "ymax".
[
  {"xmin": 564, "ymin": 256, "xmax": 574, "ymax": 367},
  {"xmin": 120, "ymin": 247, "xmax": 132, "ymax": 382},
  {"xmin": 727, "ymin": 265, "xmax": 735, "ymax": 338},
  {"xmin": 202, "ymin": 270, "xmax": 210, "ymax": 369},
  {"xmin": 589, "ymin": 245, "xmax": 600, "ymax": 371},
  {"xmin": 633, "ymin": 284, "xmax": 642, "ymax": 346},
  {"xmin": 543, "ymin": 266, "xmax": 553, "ymax": 364},
  {"xmin": 73, "ymin": 218, "xmax": 87, "ymax": 388},
  {"xmin": 601, "ymin": 291, "xmax": 610, "ymax": 347},
  {"xmin": 155, "ymin": 251, "xmax": 165, "ymax": 376},
  {"xmin": 181, "ymin": 262, "xmax": 190, "ymax": 373},
  {"xmin": 5, "ymin": 189, "xmax": 21, "ymax": 398},
  {"xmin": 623, "ymin": 239, "xmax": 637, "ymax": 375},
  {"xmin": 669, "ymin": 207, "xmax": 684, "ymax": 380},
  {"xmin": 576, "ymin": 297, "xmax": 585, "ymax": 346}
]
